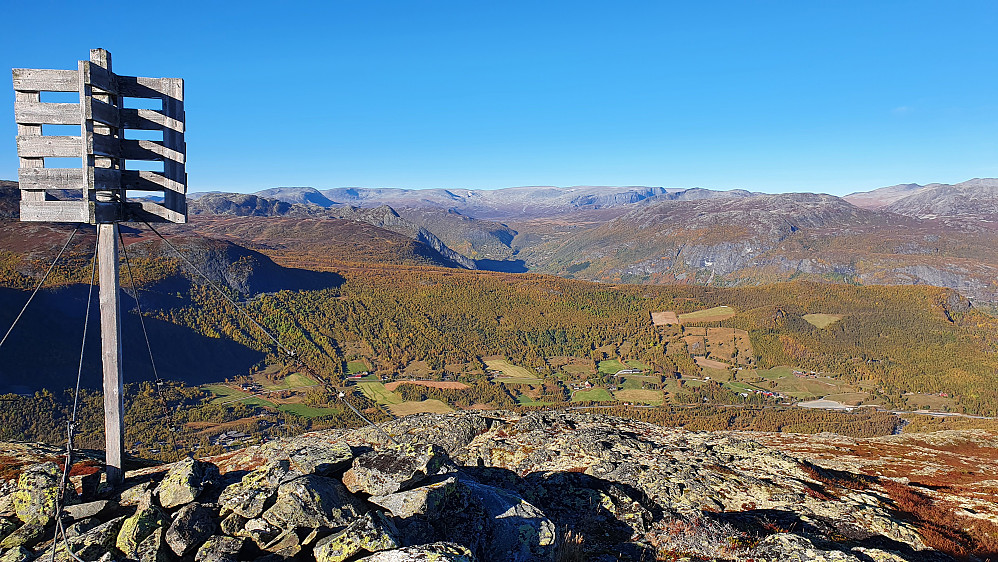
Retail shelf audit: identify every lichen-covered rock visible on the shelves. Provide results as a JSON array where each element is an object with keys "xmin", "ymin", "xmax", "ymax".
[
  {"xmin": 369, "ymin": 476, "xmax": 460, "ymax": 518},
  {"xmin": 165, "ymin": 502, "xmax": 216, "ymax": 556},
  {"xmin": 64, "ymin": 499, "xmax": 117, "ymax": 521},
  {"xmin": 218, "ymin": 460, "xmax": 295, "ymax": 519},
  {"xmin": 116, "ymin": 493, "xmax": 167, "ymax": 556},
  {"xmin": 287, "ymin": 434, "xmax": 354, "ymax": 475},
  {"xmin": 342, "ymin": 443, "xmax": 451, "ymax": 496},
  {"xmin": 12, "ymin": 462, "xmax": 59, "ymax": 526},
  {"xmin": 262, "ymin": 528, "xmax": 302, "ymax": 557},
  {"xmin": 118, "ymin": 481, "xmax": 156, "ymax": 507},
  {"xmin": 44, "ymin": 516, "xmax": 125, "ymax": 562},
  {"xmin": 0, "ymin": 546, "xmax": 32, "ymax": 562},
  {"xmin": 235, "ymin": 516, "xmax": 281, "ymax": 546},
  {"xmin": 357, "ymin": 541, "xmax": 476, "ymax": 561},
  {"xmin": 313, "ymin": 511, "xmax": 401, "ymax": 562},
  {"xmin": 0, "ymin": 516, "xmax": 19, "ymax": 544},
  {"xmin": 0, "ymin": 520, "xmax": 44, "ymax": 550},
  {"xmin": 195, "ymin": 535, "xmax": 245, "ymax": 562},
  {"xmin": 261, "ymin": 475, "xmax": 362, "ymax": 530},
  {"xmin": 220, "ymin": 511, "xmax": 247, "ymax": 536},
  {"xmin": 134, "ymin": 526, "xmax": 171, "ymax": 562},
  {"xmin": 371, "ymin": 475, "xmax": 553, "ymax": 561},
  {"xmin": 155, "ymin": 457, "xmax": 219, "ymax": 509}
]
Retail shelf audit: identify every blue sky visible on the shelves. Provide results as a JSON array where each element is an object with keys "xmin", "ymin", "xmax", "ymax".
[{"xmin": 2, "ymin": 1, "xmax": 997, "ymax": 195}]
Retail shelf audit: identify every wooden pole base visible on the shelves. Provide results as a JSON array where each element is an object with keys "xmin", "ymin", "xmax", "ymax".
[{"xmin": 98, "ymin": 221, "xmax": 124, "ymax": 487}]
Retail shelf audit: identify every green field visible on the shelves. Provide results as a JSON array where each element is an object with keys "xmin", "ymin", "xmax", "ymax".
[
  {"xmin": 260, "ymin": 372, "xmax": 316, "ymax": 391},
  {"xmin": 346, "ymin": 360, "xmax": 370, "ymax": 375},
  {"xmin": 572, "ymin": 389, "xmax": 614, "ymax": 402},
  {"xmin": 598, "ymin": 359, "xmax": 628, "ymax": 374},
  {"xmin": 277, "ymin": 404, "xmax": 343, "ymax": 417},
  {"xmin": 625, "ymin": 360, "xmax": 649, "ymax": 370},
  {"xmin": 803, "ymin": 313, "xmax": 843, "ymax": 329},
  {"xmin": 485, "ymin": 359, "xmax": 537, "ymax": 379},
  {"xmin": 356, "ymin": 382, "xmax": 403, "ymax": 404},
  {"xmin": 679, "ymin": 305, "xmax": 735, "ymax": 323},
  {"xmin": 204, "ymin": 385, "xmax": 277, "ymax": 408}
]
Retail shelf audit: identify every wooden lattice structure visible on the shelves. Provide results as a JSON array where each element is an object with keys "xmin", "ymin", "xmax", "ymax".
[
  {"xmin": 13, "ymin": 49, "xmax": 186, "ymax": 223},
  {"xmin": 10, "ymin": 50, "xmax": 187, "ymax": 486}
]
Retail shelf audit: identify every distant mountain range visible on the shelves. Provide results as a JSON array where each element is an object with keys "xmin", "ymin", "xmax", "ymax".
[
  {"xmin": 5, "ymin": 178, "xmax": 998, "ymax": 303},
  {"xmin": 183, "ymin": 179, "xmax": 998, "ymax": 302}
]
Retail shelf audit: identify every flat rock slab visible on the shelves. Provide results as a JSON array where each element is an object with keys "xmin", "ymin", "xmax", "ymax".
[
  {"xmin": 342, "ymin": 444, "xmax": 451, "ymax": 496},
  {"xmin": 63, "ymin": 499, "xmax": 118, "ymax": 522}
]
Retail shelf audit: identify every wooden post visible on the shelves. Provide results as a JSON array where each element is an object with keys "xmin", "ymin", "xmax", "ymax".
[
  {"xmin": 90, "ymin": 49, "xmax": 125, "ymax": 487},
  {"xmin": 98, "ymin": 221, "xmax": 124, "ymax": 486}
]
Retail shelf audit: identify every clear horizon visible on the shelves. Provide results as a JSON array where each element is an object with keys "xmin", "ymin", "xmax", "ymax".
[{"xmin": 3, "ymin": 1, "xmax": 997, "ymax": 197}]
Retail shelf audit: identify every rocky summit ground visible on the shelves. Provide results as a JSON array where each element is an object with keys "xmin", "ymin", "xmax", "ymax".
[{"xmin": 0, "ymin": 411, "xmax": 996, "ymax": 561}]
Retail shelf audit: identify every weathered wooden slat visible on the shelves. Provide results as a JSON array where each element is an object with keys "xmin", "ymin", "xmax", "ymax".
[
  {"xmin": 16, "ymin": 135, "xmax": 81, "ymax": 158},
  {"xmin": 15, "ymin": 92, "xmax": 45, "ymax": 169},
  {"xmin": 120, "ymin": 108, "xmax": 184, "ymax": 132},
  {"xmin": 120, "ymin": 170, "xmax": 183, "ymax": 192},
  {"xmin": 18, "ymin": 168, "xmax": 84, "ymax": 190},
  {"xmin": 14, "ymin": 101, "xmax": 79, "ymax": 125},
  {"xmin": 118, "ymin": 75, "xmax": 171, "ymax": 99},
  {"xmin": 161, "ymin": 77, "xmax": 186, "ymax": 217},
  {"xmin": 20, "ymin": 190, "xmax": 47, "ymax": 202},
  {"xmin": 12, "ymin": 68, "xmax": 78, "ymax": 92},
  {"xmin": 89, "ymin": 98, "xmax": 119, "ymax": 128},
  {"xmin": 20, "ymin": 200, "xmax": 91, "ymax": 223},
  {"xmin": 92, "ymin": 133, "xmax": 120, "ymax": 158},
  {"xmin": 120, "ymin": 139, "xmax": 185, "ymax": 163},
  {"xmin": 125, "ymin": 201, "xmax": 186, "ymax": 223},
  {"xmin": 82, "ymin": 61, "xmax": 117, "ymax": 94}
]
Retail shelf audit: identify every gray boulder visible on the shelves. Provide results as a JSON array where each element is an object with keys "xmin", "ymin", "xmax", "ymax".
[
  {"xmin": 155, "ymin": 457, "xmax": 219, "ymax": 509},
  {"xmin": 218, "ymin": 460, "xmax": 295, "ymax": 519},
  {"xmin": 342, "ymin": 444, "xmax": 451, "ymax": 496},
  {"xmin": 0, "ymin": 516, "xmax": 19, "ymax": 543},
  {"xmin": 287, "ymin": 434, "xmax": 354, "ymax": 475},
  {"xmin": 195, "ymin": 535, "xmax": 245, "ymax": 562},
  {"xmin": 63, "ymin": 499, "xmax": 118, "ymax": 522},
  {"xmin": 313, "ymin": 511, "xmax": 401, "ymax": 562},
  {"xmin": 12, "ymin": 462, "xmax": 60, "ymax": 526},
  {"xmin": 369, "ymin": 476, "xmax": 460, "ymax": 518},
  {"xmin": 261, "ymin": 475, "xmax": 362, "ymax": 530},
  {"xmin": 165, "ymin": 502, "xmax": 216, "ymax": 556},
  {"xmin": 0, "ymin": 546, "xmax": 33, "ymax": 562},
  {"xmin": 134, "ymin": 526, "xmax": 172, "ymax": 562},
  {"xmin": 115, "ymin": 493, "xmax": 167, "ymax": 557},
  {"xmin": 44, "ymin": 516, "xmax": 125, "ymax": 562},
  {"xmin": 0, "ymin": 521, "xmax": 44, "ymax": 550}
]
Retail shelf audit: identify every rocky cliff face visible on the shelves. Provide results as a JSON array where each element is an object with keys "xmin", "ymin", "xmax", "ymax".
[{"xmin": 1, "ymin": 411, "xmax": 991, "ymax": 561}]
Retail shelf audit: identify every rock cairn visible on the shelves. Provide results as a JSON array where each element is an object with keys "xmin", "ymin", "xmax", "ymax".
[{"xmin": 0, "ymin": 411, "xmax": 953, "ymax": 561}]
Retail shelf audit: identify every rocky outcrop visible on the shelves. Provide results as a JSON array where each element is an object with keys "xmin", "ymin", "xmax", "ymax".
[{"xmin": 0, "ymin": 411, "xmax": 977, "ymax": 561}]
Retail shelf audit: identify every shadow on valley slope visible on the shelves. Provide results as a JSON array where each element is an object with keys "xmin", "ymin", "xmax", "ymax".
[{"xmin": 0, "ymin": 285, "xmax": 267, "ymax": 394}]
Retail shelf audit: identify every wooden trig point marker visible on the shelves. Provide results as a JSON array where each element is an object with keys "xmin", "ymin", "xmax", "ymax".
[{"xmin": 12, "ymin": 49, "xmax": 187, "ymax": 486}]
